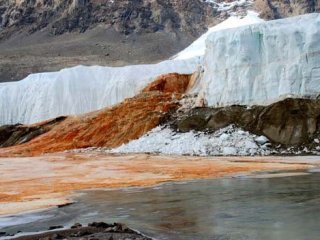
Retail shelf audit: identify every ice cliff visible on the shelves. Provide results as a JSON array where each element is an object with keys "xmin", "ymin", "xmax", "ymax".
[
  {"xmin": 198, "ymin": 13, "xmax": 320, "ymax": 107},
  {"xmin": 0, "ymin": 59, "xmax": 198, "ymax": 125}
]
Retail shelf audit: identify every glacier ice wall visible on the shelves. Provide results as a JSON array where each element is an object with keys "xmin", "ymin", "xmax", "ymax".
[
  {"xmin": 0, "ymin": 59, "xmax": 199, "ymax": 125},
  {"xmin": 199, "ymin": 13, "xmax": 320, "ymax": 107}
]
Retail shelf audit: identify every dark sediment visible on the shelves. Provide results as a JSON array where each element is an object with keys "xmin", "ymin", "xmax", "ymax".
[
  {"xmin": 9, "ymin": 222, "xmax": 152, "ymax": 240},
  {"xmin": 0, "ymin": 116, "xmax": 66, "ymax": 148}
]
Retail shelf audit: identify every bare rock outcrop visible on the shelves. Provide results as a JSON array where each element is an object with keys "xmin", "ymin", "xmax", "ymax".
[
  {"xmin": 255, "ymin": 0, "xmax": 320, "ymax": 19},
  {"xmin": 0, "ymin": 0, "xmax": 218, "ymax": 37},
  {"xmin": 175, "ymin": 98, "xmax": 320, "ymax": 145},
  {"xmin": 0, "ymin": 0, "xmax": 220, "ymax": 81},
  {"xmin": 0, "ymin": 117, "xmax": 66, "ymax": 148}
]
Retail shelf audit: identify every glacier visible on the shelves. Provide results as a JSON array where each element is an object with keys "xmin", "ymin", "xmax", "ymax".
[
  {"xmin": 0, "ymin": 10, "xmax": 263, "ymax": 126},
  {"xmin": 0, "ymin": 59, "xmax": 199, "ymax": 125},
  {"xmin": 2, "ymin": 12, "xmax": 319, "ymax": 125},
  {"xmin": 198, "ymin": 13, "xmax": 320, "ymax": 107}
]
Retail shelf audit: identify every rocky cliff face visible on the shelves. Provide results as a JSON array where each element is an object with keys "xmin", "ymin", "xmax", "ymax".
[
  {"xmin": 0, "ymin": 0, "xmax": 217, "ymax": 38},
  {"xmin": 175, "ymin": 98, "xmax": 320, "ymax": 146},
  {"xmin": 2, "ymin": 0, "xmax": 317, "ymax": 37},
  {"xmin": 255, "ymin": 0, "xmax": 320, "ymax": 19}
]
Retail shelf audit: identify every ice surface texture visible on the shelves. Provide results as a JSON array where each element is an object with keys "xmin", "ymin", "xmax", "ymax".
[
  {"xmin": 200, "ymin": 13, "xmax": 320, "ymax": 107},
  {"xmin": 0, "ymin": 59, "xmax": 198, "ymax": 125}
]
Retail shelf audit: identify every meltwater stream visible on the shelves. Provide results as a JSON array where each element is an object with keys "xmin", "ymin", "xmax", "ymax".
[{"xmin": 1, "ymin": 173, "xmax": 320, "ymax": 240}]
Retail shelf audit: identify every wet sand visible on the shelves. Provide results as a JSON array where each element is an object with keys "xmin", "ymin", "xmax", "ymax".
[{"xmin": 0, "ymin": 153, "xmax": 319, "ymax": 216}]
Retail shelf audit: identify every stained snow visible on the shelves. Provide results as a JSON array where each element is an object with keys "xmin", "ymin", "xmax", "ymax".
[{"xmin": 111, "ymin": 125, "xmax": 271, "ymax": 156}]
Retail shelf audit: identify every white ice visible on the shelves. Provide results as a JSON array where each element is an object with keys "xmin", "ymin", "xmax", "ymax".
[
  {"xmin": 0, "ymin": 59, "xmax": 199, "ymax": 125},
  {"xmin": 198, "ymin": 13, "xmax": 320, "ymax": 107}
]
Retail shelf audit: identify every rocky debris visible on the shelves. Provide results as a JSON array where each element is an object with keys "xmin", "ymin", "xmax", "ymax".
[
  {"xmin": 70, "ymin": 223, "xmax": 82, "ymax": 229},
  {"xmin": 48, "ymin": 226, "xmax": 64, "ymax": 231},
  {"xmin": 10, "ymin": 222, "xmax": 151, "ymax": 240},
  {"xmin": 172, "ymin": 98, "xmax": 320, "ymax": 146},
  {"xmin": 111, "ymin": 125, "xmax": 272, "ymax": 156},
  {"xmin": 255, "ymin": 0, "xmax": 320, "ymax": 19},
  {"xmin": 109, "ymin": 122, "xmax": 320, "ymax": 156},
  {"xmin": 0, "ymin": 116, "xmax": 66, "ymax": 148}
]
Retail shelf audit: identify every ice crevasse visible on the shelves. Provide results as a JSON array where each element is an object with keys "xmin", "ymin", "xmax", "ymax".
[{"xmin": 197, "ymin": 13, "xmax": 320, "ymax": 107}]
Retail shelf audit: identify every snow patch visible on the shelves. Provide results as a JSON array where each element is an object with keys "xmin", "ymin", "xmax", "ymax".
[
  {"xmin": 206, "ymin": 0, "xmax": 253, "ymax": 14},
  {"xmin": 111, "ymin": 125, "xmax": 271, "ymax": 156}
]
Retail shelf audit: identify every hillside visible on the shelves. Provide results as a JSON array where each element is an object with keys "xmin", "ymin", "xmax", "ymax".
[
  {"xmin": 1, "ymin": 0, "xmax": 318, "ymax": 82},
  {"xmin": 0, "ymin": 0, "xmax": 220, "ymax": 81}
]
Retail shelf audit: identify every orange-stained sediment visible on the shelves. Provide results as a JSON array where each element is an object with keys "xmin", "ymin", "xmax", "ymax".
[{"xmin": 0, "ymin": 153, "xmax": 319, "ymax": 216}]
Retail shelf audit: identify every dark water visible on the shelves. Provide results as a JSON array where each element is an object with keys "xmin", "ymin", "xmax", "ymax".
[{"xmin": 1, "ymin": 173, "xmax": 320, "ymax": 240}]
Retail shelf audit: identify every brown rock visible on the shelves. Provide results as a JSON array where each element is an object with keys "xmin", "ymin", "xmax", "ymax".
[
  {"xmin": 0, "ymin": 0, "xmax": 220, "ymax": 82},
  {"xmin": 175, "ymin": 98, "xmax": 320, "ymax": 146},
  {"xmin": 0, "ymin": 117, "xmax": 66, "ymax": 148},
  {"xmin": 255, "ymin": 0, "xmax": 320, "ymax": 20}
]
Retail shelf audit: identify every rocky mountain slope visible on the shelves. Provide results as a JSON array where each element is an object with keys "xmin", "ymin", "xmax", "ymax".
[
  {"xmin": 255, "ymin": 0, "xmax": 320, "ymax": 19},
  {"xmin": 0, "ymin": 0, "xmax": 220, "ymax": 81}
]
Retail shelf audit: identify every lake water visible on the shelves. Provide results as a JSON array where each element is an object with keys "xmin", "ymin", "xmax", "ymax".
[{"xmin": 1, "ymin": 172, "xmax": 320, "ymax": 240}]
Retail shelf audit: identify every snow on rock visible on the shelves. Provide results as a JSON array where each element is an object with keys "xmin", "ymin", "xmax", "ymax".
[
  {"xmin": 174, "ymin": 11, "xmax": 263, "ymax": 60},
  {"xmin": 199, "ymin": 13, "xmax": 320, "ymax": 107},
  {"xmin": 111, "ymin": 125, "xmax": 271, "ymax": 156},
  {"xmin": 0, "ymin": 59, "xmax": 199, "ymax": 125},
  {"xmin": 206, "ymin": 0, "xmax": 253, "ymax": 14}
]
